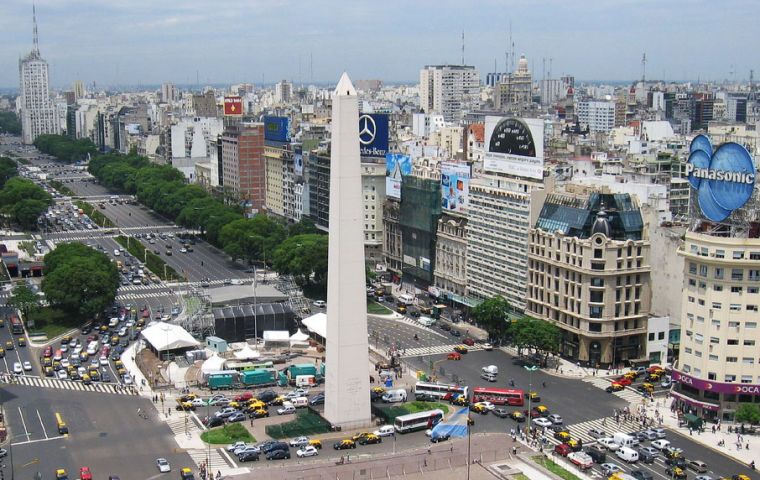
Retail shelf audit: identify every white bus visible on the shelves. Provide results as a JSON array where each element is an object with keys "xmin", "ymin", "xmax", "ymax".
[
  {"xmin": 414, "ymin": 382, "xmax": 469, "ymax": 401},
  {"xmin": 393, "ymin": 409, "xmax": 444, "ymax": 434},
  {"xmin": 417, "ymin": 316, "xmax": 435, "ymax": 327}
]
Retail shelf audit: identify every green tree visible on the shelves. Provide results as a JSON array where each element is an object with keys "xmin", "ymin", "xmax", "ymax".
[
  {"xmin": 7, "ymin": 285, "xmax": 40, "ymax": 325},
  {"xmin": 0, "ymin": 111, "xmax": 21, "ymax": 135},
  {"xmin": 734, "ymin": 403, "xmax": 760, "ymax": 425},
  {"xmin": 271, "ymin": 234, "xmax": 328, "ymax": 288},
  {"xmin": 42, "ymin": 244, "xmax": 119, "ymax": 318},
  {"xmin": 511, "ymin": 317, "xmax": 561, "ymax": 365},
  {"xmin": 219, "ymin": 215, "xmax": 286, "ymax": 265},
  {"xmin": 10, "ymin": 199, "xmax": 49, "ymax": 230},
  {"xmin": 0, "ymin": 156, "xmax": 18, "ymax": 188},
  {"xmin": 471, "ymin": 296, "xmax": 512, "ymax": 341},
  {"xmin": 0, "ymin": 177, "xmax": 52, "ymax": 231}
]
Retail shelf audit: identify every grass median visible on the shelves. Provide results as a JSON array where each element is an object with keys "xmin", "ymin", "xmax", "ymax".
[
  {"xmin": 265, "ymin": 410, "xmax": 331, "ymax": 440},
  {"xmin": 75, "ymin": 200, "xmax": 115, "ymax": 228},
  {"xmin": 115, "ymin": 235, "xmax": 183, "ymax": 282},
  {"xmin": 26, "ymin": 306, "xmax": 79, "ymax": 339},
  {"xmin": 367, "ymin": 300, "xmax": 392, "ymax": 315},
  {"xmin": 201, "ymin": 423, "xmax": 254, "ymax": 445},
  {"xmin": 531, "ymin": 455, "xmax": 582, "ymax": 480}
]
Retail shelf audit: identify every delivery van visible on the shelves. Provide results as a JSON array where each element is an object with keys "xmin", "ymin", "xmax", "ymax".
[
  {"xmin": 613, "ymin": 432, "xmax": 637, "ymax": 448},
  {"xmin": 481, "ymin": 365, "xmax": 498, "ymax": 375},
  {"xmin": 381, "ymin": 389, "xmax": 408, "ymax": 403},
  {"xmin": 291, "ymin": 397, "xmax": 309, "ymax": 408},
  {"xmin": 480, "ymin": 371, "xmax": 497, "ymax": 382},
  {"xmin": 615, "ymin": 446, "xmax": 639, "ymax": 463},
  {"xmin": 295, "ymin": 375, "xmax": 316, "ymax": 388},
  {"xmin": 397, "ymin": 294, "xmax": 415, "ymax": 305}
]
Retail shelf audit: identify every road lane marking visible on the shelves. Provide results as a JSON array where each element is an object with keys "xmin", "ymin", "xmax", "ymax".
[
  {"xmin": 11, "ymin": 436, "xmax": 65, "ymax": 446},
  {"xmin": 36, "ymin": 409, "xmax": 48, "ymax": 439},
  {"xmin": 17, "ymin": 406, "xmax": 30, "ymax": 439}
]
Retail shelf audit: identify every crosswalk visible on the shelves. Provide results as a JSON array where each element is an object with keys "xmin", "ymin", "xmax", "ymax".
[
  {"xmin": 49, "ymin": 233, "xmax": 116, "ymax": 242},
  {"xmin": 549, "ymin": 415, "xmax": 646, "ymax": 445},
  {"xmin": 165, "ymin": 416, "xmax": 234, "ymax": 471},
  {"xmin": 399, "ymin": 343, "xmax": 484, "ymax": 358},
  {"xmin": 116, "ymin": 291, "xmax": 176, "ymax": 301},
  {"xmin": 584, "ymin": 377, "xmax": 647, "ymax": 404},
  {"xmin": 4, "ymin": 374, "xmax": 138, "ymax": 395}
]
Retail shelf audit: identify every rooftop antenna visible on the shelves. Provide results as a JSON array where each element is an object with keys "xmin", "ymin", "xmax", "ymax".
[
  {"xmin": 32, "ymin": 2, "xmax": 40, "ymax": 56},
  {"xmin": 310, "ymin": 52, "xmax": 313, "ymax": 83},
  {"xmin": 461, "ymin": 30, "xmax": 465, "ymax": 65},
  {"xmin": 504, "ymin": 51, "xmax": 508, "ymax": 73},
  {"xmin": 549, "ymin": 57, "xmax": 553, "ymax": 80},
  {"xmin": 509, "ymin": 21, "xmax": 515, "ymax": 72},
  {"xmin": 641, "ymin": 52, "xmax": 647, "ymax": 83},
  {"xmin": 542, "ymin": 57, "xmax": 546, "ymax": 83}
]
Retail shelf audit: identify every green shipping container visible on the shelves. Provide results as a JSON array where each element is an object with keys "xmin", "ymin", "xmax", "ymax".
[
  {"xmin": 208, "ymin": 373, "xmax": 234, "ymax": 390},
  {"xmin": 241, "ymin": 369, "xmax": 276, "ymax": 386}
]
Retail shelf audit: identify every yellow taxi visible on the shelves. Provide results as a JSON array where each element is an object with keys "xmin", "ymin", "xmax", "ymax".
[
  {"xmin": 527, "ymin": 392, "xmax": 541, "ymax": 402},
  {"xmin": 566, "ymin": 439, "xmax": 583, "ymax": 452},
  {"xmin": 179, "ymin": 393, "xmax": 197, "ymax": 402},
  {"xmin": 44, "ymin": 366, "xmax": 55, "ymax": 377},
  {"xmin": 606, "ymin": 383, "xmax": 625, "ymax": 393},
  {"xmin": 308, "ymin": 439, "xmax": 322, "ymax": 449},
  {"xmin": 371, "ymin": 386, "xmax": 386, "ymax": 395},
  {"xmin": 248, "ymin": 400, "xmax": 266, "ymax": 410},
  {"xmin": 55, "ymin": 469, "xmax": 68, "ymax": 479},
  {"xmin": 358, "ymin": 433, "xmax": 382, "ymax": 445},
  {"xmin": 79, "ymin": 352, "xmax": 89, "ymax": 362},
  {"xmin": 0, "ymin": 346, "xmax": 5, "ymax": 358},
  {"xmin": 5, "ymin": 340, "xmax": 13, "ymax": 350},
  {"xmin": 17, "ymin": 337, "xmax": 26, "ymax": 347},
  {"xmin": 453, "ymin": 345, "xmax": 469, "ymax": 354},
  {"xmin": 469, "ymin": 403, "xmax": 488, "ymax": 415},
  {"xmin": 637, "ymin": 382, "xmax": 654, "ymax": 394},
  {"xmin": 533, "ymin": 405, "xmax": 549, "ymax": 415},
  {"xmin": 82, "ymin": 374, "xmax": 91, "ymax": 385},
  {"xmin": 554, "ymin": 430, "xmax": 571, "ymax": 442},
  {"xmin": 396, "ymin": 305, "xmax": 407, "ymax": 314},
  {"xmin": 269, "ymin": 396, "xmax": 286, "ymax": 406},
  {"xmin": 43, "ymin": 357, "xmax": 52, "ymax": 367},
  {"xmin": 509, "ymin": 411, "xmax": 526, "ymax": 422},
  {"xmin": 666, "ymin": 466, "xmax": 686, "ymax": 479},
  {"xmin": 732, "ymin": 475, "xmax": 751, "ymax": 480},
  {"xmin": 451, "ymin": 396, "xmax": 469, "ymax": 406},
  {"xmin": 249, "ymin": 408, "xmax": 269, "ymax": 419},
  {"xmin": 351, "ymin": 432, "xmax": 373, "ymax": 442},
  {"xmin": 333, "ymin": 439, "xmax": 356, "ymax": 450},
  {"xmin": 623, "ymin": 372, "xmax": 638, "ymax": 380},
  {"xmin": 180, "ymin": 467, "xmax": 195, "ymax": 480},
  {"xmin": 114, "ymin": 360, "xmax": 124, "ymax": 369},
  {"xmin": 227, "ymin": 401, "xmax": 241, "ymax": 409},
  {"xmin": 176, "ymin": 401, "xmax": 195, "ymax": 411}
]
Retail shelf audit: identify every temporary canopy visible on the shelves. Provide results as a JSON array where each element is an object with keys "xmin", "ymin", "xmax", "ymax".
[
  {"xmin": 263, "ymin": 330, "xmax": 290, "ymax": 346},
  {"xmin": 201, "ymin": 354, "xmax": 226, "ymax": 374},
  {"xmin": 302, "ymin": 313, "xmax": 327, "ymax": 339},
  {"xmin": 234, "ymin": 345, "xmax": 260, "ymax": 360},
  {"xmin": 290, "ymin": 328, "xmax": 310, "ymax": 348},
  {"xmin": 141, "ymin": 322, "xmax": 200, "ymax": 352}
]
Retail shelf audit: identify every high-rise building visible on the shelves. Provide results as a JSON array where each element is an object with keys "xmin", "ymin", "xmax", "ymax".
[
  {"xmin": 193, "ymin": 91, "xmax": 218, "ymax": 118},
  {"xmin": 275, "ymin": 80, "xmax": 292, "ymax": 104},
  {"xmin": 160, "ymin": 83, "xmax": 177, "ymax": 103},
  {"xmin": 221, "ymin": 123, "xmax": 266, "ymax": 212},
  {"xmin": 494, "ymin": 55, "xmax": 533, "ymax": 111},
  {"xmin": 18, "ymin": 5, "xmax": 59, "ymax": 144},
  {"xmin": 419, "ymin": 65, "xmax": 480, "ymax": 123},
  {"xmin": 526, "ymin": 190, "xmax": 651, "ymax": 366},
  {"xmin": 576, "ymin": 100, "xmax": 616, "ymax": 133},
  {"xmin": 73, "ymin": 80, "xmax": 85, "ymax": 100}
]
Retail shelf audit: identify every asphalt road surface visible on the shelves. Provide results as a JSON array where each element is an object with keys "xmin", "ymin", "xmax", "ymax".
[{"xmin": 1, "ymin": 384, "xmax": 193, "ymax": 480}]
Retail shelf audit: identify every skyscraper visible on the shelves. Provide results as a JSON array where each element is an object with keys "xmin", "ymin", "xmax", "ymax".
[
  {"xmin": 419, "ymin": 65, "xmax": 480, "ymax": 123},
  {"xmin": 19, "ymin": 5, "xmax": 59, "ymax": 144}
]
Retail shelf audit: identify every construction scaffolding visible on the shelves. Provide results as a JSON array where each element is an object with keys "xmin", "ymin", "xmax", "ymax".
[
  {"xmin": 177, "ymin": 284, "xmax": 215, "ymax": 339},
  {"xmin": 273, "ymin": 274, "xmax": 312, "ymax": 319}
]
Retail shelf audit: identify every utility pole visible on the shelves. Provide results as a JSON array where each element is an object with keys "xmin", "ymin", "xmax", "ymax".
[{"xmin": 461, "ymin": 30, "xmax": 465, "ymax": 65}]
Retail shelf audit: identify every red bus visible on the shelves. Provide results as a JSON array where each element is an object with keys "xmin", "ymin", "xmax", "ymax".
[
  {"xmin": 472, "ymin": 387, "xmax": 524, "ymax": 406},
  {"xmin": 9, "ymin": 314, "xmax": 23, "ymax": 335}
]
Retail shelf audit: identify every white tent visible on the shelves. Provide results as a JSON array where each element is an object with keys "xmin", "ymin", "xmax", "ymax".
[
  {"xmin": 302, "ymin": 313, "xmax": 327, "ymax": 339},
  {"xmin": 263, "ymin": 330, "xmax": 290, "ymax": 346},
  {"xmin": 234, "ymin": 345, "xmax": 260, "ymax": 360},
  {"xmin": 141, "ymin": 322, "xmax": 200, "ymax": 352},
  {"xmin": 201, "ymin": 354, "xmax": 226, "ymax": 374},
  {"xmin": 290, "ymin": 328, "xmax": 310, "ymax": 348}
]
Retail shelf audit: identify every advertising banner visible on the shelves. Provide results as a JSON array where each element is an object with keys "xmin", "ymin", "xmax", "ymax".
[
  {"xmin": 385, "ymin": 153, "xmax": 412, "ymax": 200},
  {"xmin": 441, "ymin": 162, "xmax": 470, "ymax": 213},
  {"xmin": 484, "ymin": 117, "xmax": 545, "ymax": 179},
  {"xmin": 223, "ymin": 96, "xmax": 243, "ymax": 116},
  {"xmin": 264, "ymin": 116, "xmax": 290, "ymax": 142},
  {"xmin": 672, "ymin": 370, "xmax": 760, "ymax": 396},
  {"xmin": 359, "ymin": 113, "xmax": 389, "ymax": 157}
]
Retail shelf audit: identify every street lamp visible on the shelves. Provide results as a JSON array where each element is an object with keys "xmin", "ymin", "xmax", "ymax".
[{"xmin": 524, "ymin": 365, "xmax": 538, "ymax": 418}]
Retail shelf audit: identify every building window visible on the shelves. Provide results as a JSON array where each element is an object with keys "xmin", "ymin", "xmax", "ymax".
[
  {"xmin": 709, "ymin": 354, "xmax": 719, "ymax": 361},
  {"xmin": 749, "ymin": 287, "xmax": 759, "ymax": 294},
  {"xmin": 750, "ymin": 270, "xmax": 760, "ymax": 281},
  {"xmin": 648, "ymin": 333, "xmax": 655, "ymax": 341},
  {"xmin": 658, "ymin": 332, "xmax": 665, "ymax": 340},
  {"xmin": 746, "ymin": 322, "xmax": 757, "ymax": 328},
  {"xmin": 699, "ymin": 265, "xmax": 708, "ymax": 277},
  {"xmin": 683, "ymin": 365, "xmax": 691, "ymax": 373},
  {"xmin": 715, "ymin": 268, "xmax": 724, "ymax": 279},
  {"xmin": 590, "ymin": 306, "xmax": 603, "ymax": 318},
  {"xmin": 714, "ymin": 285, "xmax": 724, "ymax": 292},
  {"xmin": 730, "ymin": 304, "xmax": 741, "ymax": 311},
  {"xmin": 710, "ymin": 337, "xmax": 720, "ymax": 344},
  {"xmin": 731, "ymin": 286, "xmax": 743, "ymax": 293},
  {"xmin": 589, "ymin": 322, "xmax": 601, "ymax": 332},
  {"xmin": 708, "ymin": 372, "xmax": 717, "ymax": 380},
  {"xmin": 741, "ymin": 375, "xmax": 753, "ymax": 383},
  {"xmin": 747, "ymin": 305, "xmax": 758, "ymax": 312},
  {"xmin": 689, "ymin": 279, "xmax": 697, "ymax": 287},
  {"xmin": 689, "ymin": 263, "xmax": 697, "ymax": 274},
  {"xmin": 750, "ymin": 252, "xmax": 760, "ymax": 260},
  {"xmin": 684, "ymin": 347, "xmax": 692, "ymax": 354},
  {"xmin": 743, "ymin": 358, "xmax": 755, "ymax": 364},
  {"xmin": 594, "ymin": 249, "xmax": 603, "ymax": 259},
  {"xmin": 591, "ymin": 262, "xmax": 604, "ymax": 271},
  {"xmin": 725, "ymin": 374, "xmax": 736, "ymax": 382},
  {"xmin": 745, "ymin": 340, "xmax": 756, "ymax": 346},
  {"xmin": 712, "ymin": 302, "xmax": 722, "ymax": 309},
  {"xmin": 715, "ymin": 249, "xmax": 725, "ymax": 258},
  {"xmin": 688, "ymin": 296, "xmax": 695, "ymax": 303},
  {"xmin": 733, "ymin": 250, "xmax": 745, "ymax": 260},
  {"xmin": 732, "ymin": 269, "xmax": 744, "ymax": 281},
  {"xmin": 727, "ymin": 339, "xmax": 739, "ymax": 345},
  {"xmin": 591, "ymin": 277, "xmax": 604, "ymax": 287}
]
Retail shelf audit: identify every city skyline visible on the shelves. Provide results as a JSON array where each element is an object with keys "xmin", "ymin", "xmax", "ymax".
[{"xmin": 2, "ymin": 0, "xmax": 759, "ymax": 89}]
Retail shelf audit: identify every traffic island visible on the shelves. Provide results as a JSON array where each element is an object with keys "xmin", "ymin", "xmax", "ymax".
[
  {"xmin": 114, "ymin": 235, "xmax": 182, "ymax": 281},
  {"xmin": 265, "ymin": 409, "xmax": 332, "ymax": 439},
  {"xmin": 201, "ymin": 423, "xmax": 255, "ymax": 445}
]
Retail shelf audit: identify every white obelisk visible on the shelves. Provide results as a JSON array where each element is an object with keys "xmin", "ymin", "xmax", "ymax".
[{"xmin": 324, "ymin": 72, "xmax": 372, "ymax": 429}]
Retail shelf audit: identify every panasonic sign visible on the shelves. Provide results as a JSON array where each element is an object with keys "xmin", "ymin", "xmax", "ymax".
[
  {"xmin": 684, "ymin": 163, "xmax": 755, "ymax": 184},
  {"xmin": 686, "ymin": 134, "xmax": 756, "ymax": 222}
]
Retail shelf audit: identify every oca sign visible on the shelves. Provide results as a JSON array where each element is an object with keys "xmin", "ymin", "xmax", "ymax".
[{"xmin": 687, "ymin": 134, "xmax": 756, "ymax": 222}]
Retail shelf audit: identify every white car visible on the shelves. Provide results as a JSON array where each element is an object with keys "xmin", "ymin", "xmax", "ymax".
[
  {"xmin": 313, "ymin": 300, "xmax": 326, "ymax": 308},
  {"xmin": 547, "ymin": 414, "xmax": 563, "ymax": 425},
  {"xmin": 22, "ymin": 361, "xmax": 32, "ymax": 372},
  {"xmin": 12, "ymin": 362, "xmax": 22, "ymax": 374},
  {"xmin": 651, "ymin": 439, "xmax": 670, "ymax": 450},
  {"xmin": 296, "ymin": 445, "xmax": 319, "ymax": 458},
  {"xmin": 57, "ymin": 369, "xmax": 68, "ymax": 379},
  {"xmin": 190, "ymin": 398, "xmax": 206, "ymax": 407},
  {"xmin": 277, "ymin": 405, "xmax": 296, "ymax": 416},
  {"xmin": 61, "ymin": 358, "xmax": 70, "ymax": 368},
  {"xmin": 227, "ymin": 441, "xmax": 248, "ymax": 452},
  {"xmin": 180, "ymin": 248, "xmax": 187, "ymax": 253},
  {"xmin": 482, "ymin": 342, "xmax": 493, "ymax": 351},
  {"xmin": 475, "ymin": 401, "xmax": 495, "ymax": 411},
  {"xmin": 122, "ymin": 374, "xmax": 133, "ymax": 385},
  {"xmin": 156, "ymin": 458, "xmax": 171, "ymax": 473},
  {"xmin": 651, "ymin": 428, "xmax": 667, "ymax": 439},
  {"xmin": 532, "ymin": 417, "xmax": 553, "ymax": 428},
  {"xmin": 99, "ymin": 355, "xmax": 109, "ymax": 366},
  {"xmin": 230, "ymin": 279, "xmax": 243, "ymax": 285},
  {"xmin": 598, "ymin": 437, "xmax": 621, "ymax": 451}
]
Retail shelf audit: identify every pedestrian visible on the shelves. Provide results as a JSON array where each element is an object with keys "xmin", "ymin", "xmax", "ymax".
[{"xmin": 250, "ymin": 418, "xmax": 254, "ymax": 427}]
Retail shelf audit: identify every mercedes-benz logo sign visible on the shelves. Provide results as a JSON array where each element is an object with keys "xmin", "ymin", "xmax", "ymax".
[{"xmin": 359, "ymin": 114, "xmax": 376, "ymax": 145}]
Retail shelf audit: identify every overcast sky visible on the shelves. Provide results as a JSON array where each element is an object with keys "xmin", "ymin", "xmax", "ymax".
[{"xmin": 2, "ymin": 0, "xmax": 758, "ymax": 89}]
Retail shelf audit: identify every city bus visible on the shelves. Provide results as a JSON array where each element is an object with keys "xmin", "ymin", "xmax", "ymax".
[
  {"xmin": 9, "ymin": 314, "xmax": 23, "ymax": 335},
  {"xmin": 393, "ymin": 409, "xmax": 444, "ymax": 434},
  {"xmin": 472, "ymin": 387, "xmax": 524, "ymax": 406},
  {"xmin": 414, "ymin": 382, "xmax": 469, "ymax": 401}
]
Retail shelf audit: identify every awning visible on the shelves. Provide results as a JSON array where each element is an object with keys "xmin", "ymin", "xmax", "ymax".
[
  {"xmin": 671, "ymin": 391, "xmax": 720, "ymax": 412},
  {"xmin": 140, "ymin": 322, "xmax": 200, "ymax": 351},
  {"xmin": 302, "ymin": 312, "xmax": 327, "ymax": 339}
]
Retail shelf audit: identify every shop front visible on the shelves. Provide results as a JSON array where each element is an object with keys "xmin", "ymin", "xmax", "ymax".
[{"xmin": 672, "ymin": 370, "xmax": 760, "ymax": 422}]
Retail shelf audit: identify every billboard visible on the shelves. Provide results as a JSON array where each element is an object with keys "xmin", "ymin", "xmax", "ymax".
[
  {"xmin": 385, "ymin": 153, "xmax": 412, "ymax": 200},
  {"xmin": 483, "ymin": 117, "xmax": 545, "ymax": 179},
  {"xmin": 294, "ymin": 149, "xmax": 304, "ymax": 177},
  {"xmin": 223, "ymin": 96, "xmax": 242, "ymax": 116},
  {"xmin": 441, "ymin": 162, "xmax": 470, "ymax": 212},
  {"xmin": 686, "ymin": 134, "xmax": 755, "ymax": 222},
  {"xmin": 359, "ymin": 113, "xmax": 389, "ymax": 157},
  {"xmin": 264, "ymin": 116, "xmax": 290, "ymax": 142}
]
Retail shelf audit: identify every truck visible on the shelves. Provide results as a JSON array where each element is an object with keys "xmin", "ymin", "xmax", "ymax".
[
  {"xmin": 240, "ymin": 369, "xmax": 277, "ymax": 387},
  {"xmin": 208, "ymin": 372, "xmax": 235, "ymax": 390},
  {"xmin": 287, "ymin": 363, "xmax": 318, "ymax": 384}
]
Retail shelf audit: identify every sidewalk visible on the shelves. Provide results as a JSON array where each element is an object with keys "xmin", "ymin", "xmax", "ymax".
[{"xmin": 642, "ymin": 396, "xmax": 757, "ymax": 468}]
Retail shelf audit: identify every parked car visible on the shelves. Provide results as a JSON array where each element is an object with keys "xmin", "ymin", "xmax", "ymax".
[{"xmin": 296, "ymin": 446, "xmax": 319, "ymax": 458}]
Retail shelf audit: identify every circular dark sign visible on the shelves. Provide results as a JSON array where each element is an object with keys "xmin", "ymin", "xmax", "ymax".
[{"xmin": 489, "ymin": 118, "xmax": 536, "ymax": 157}]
